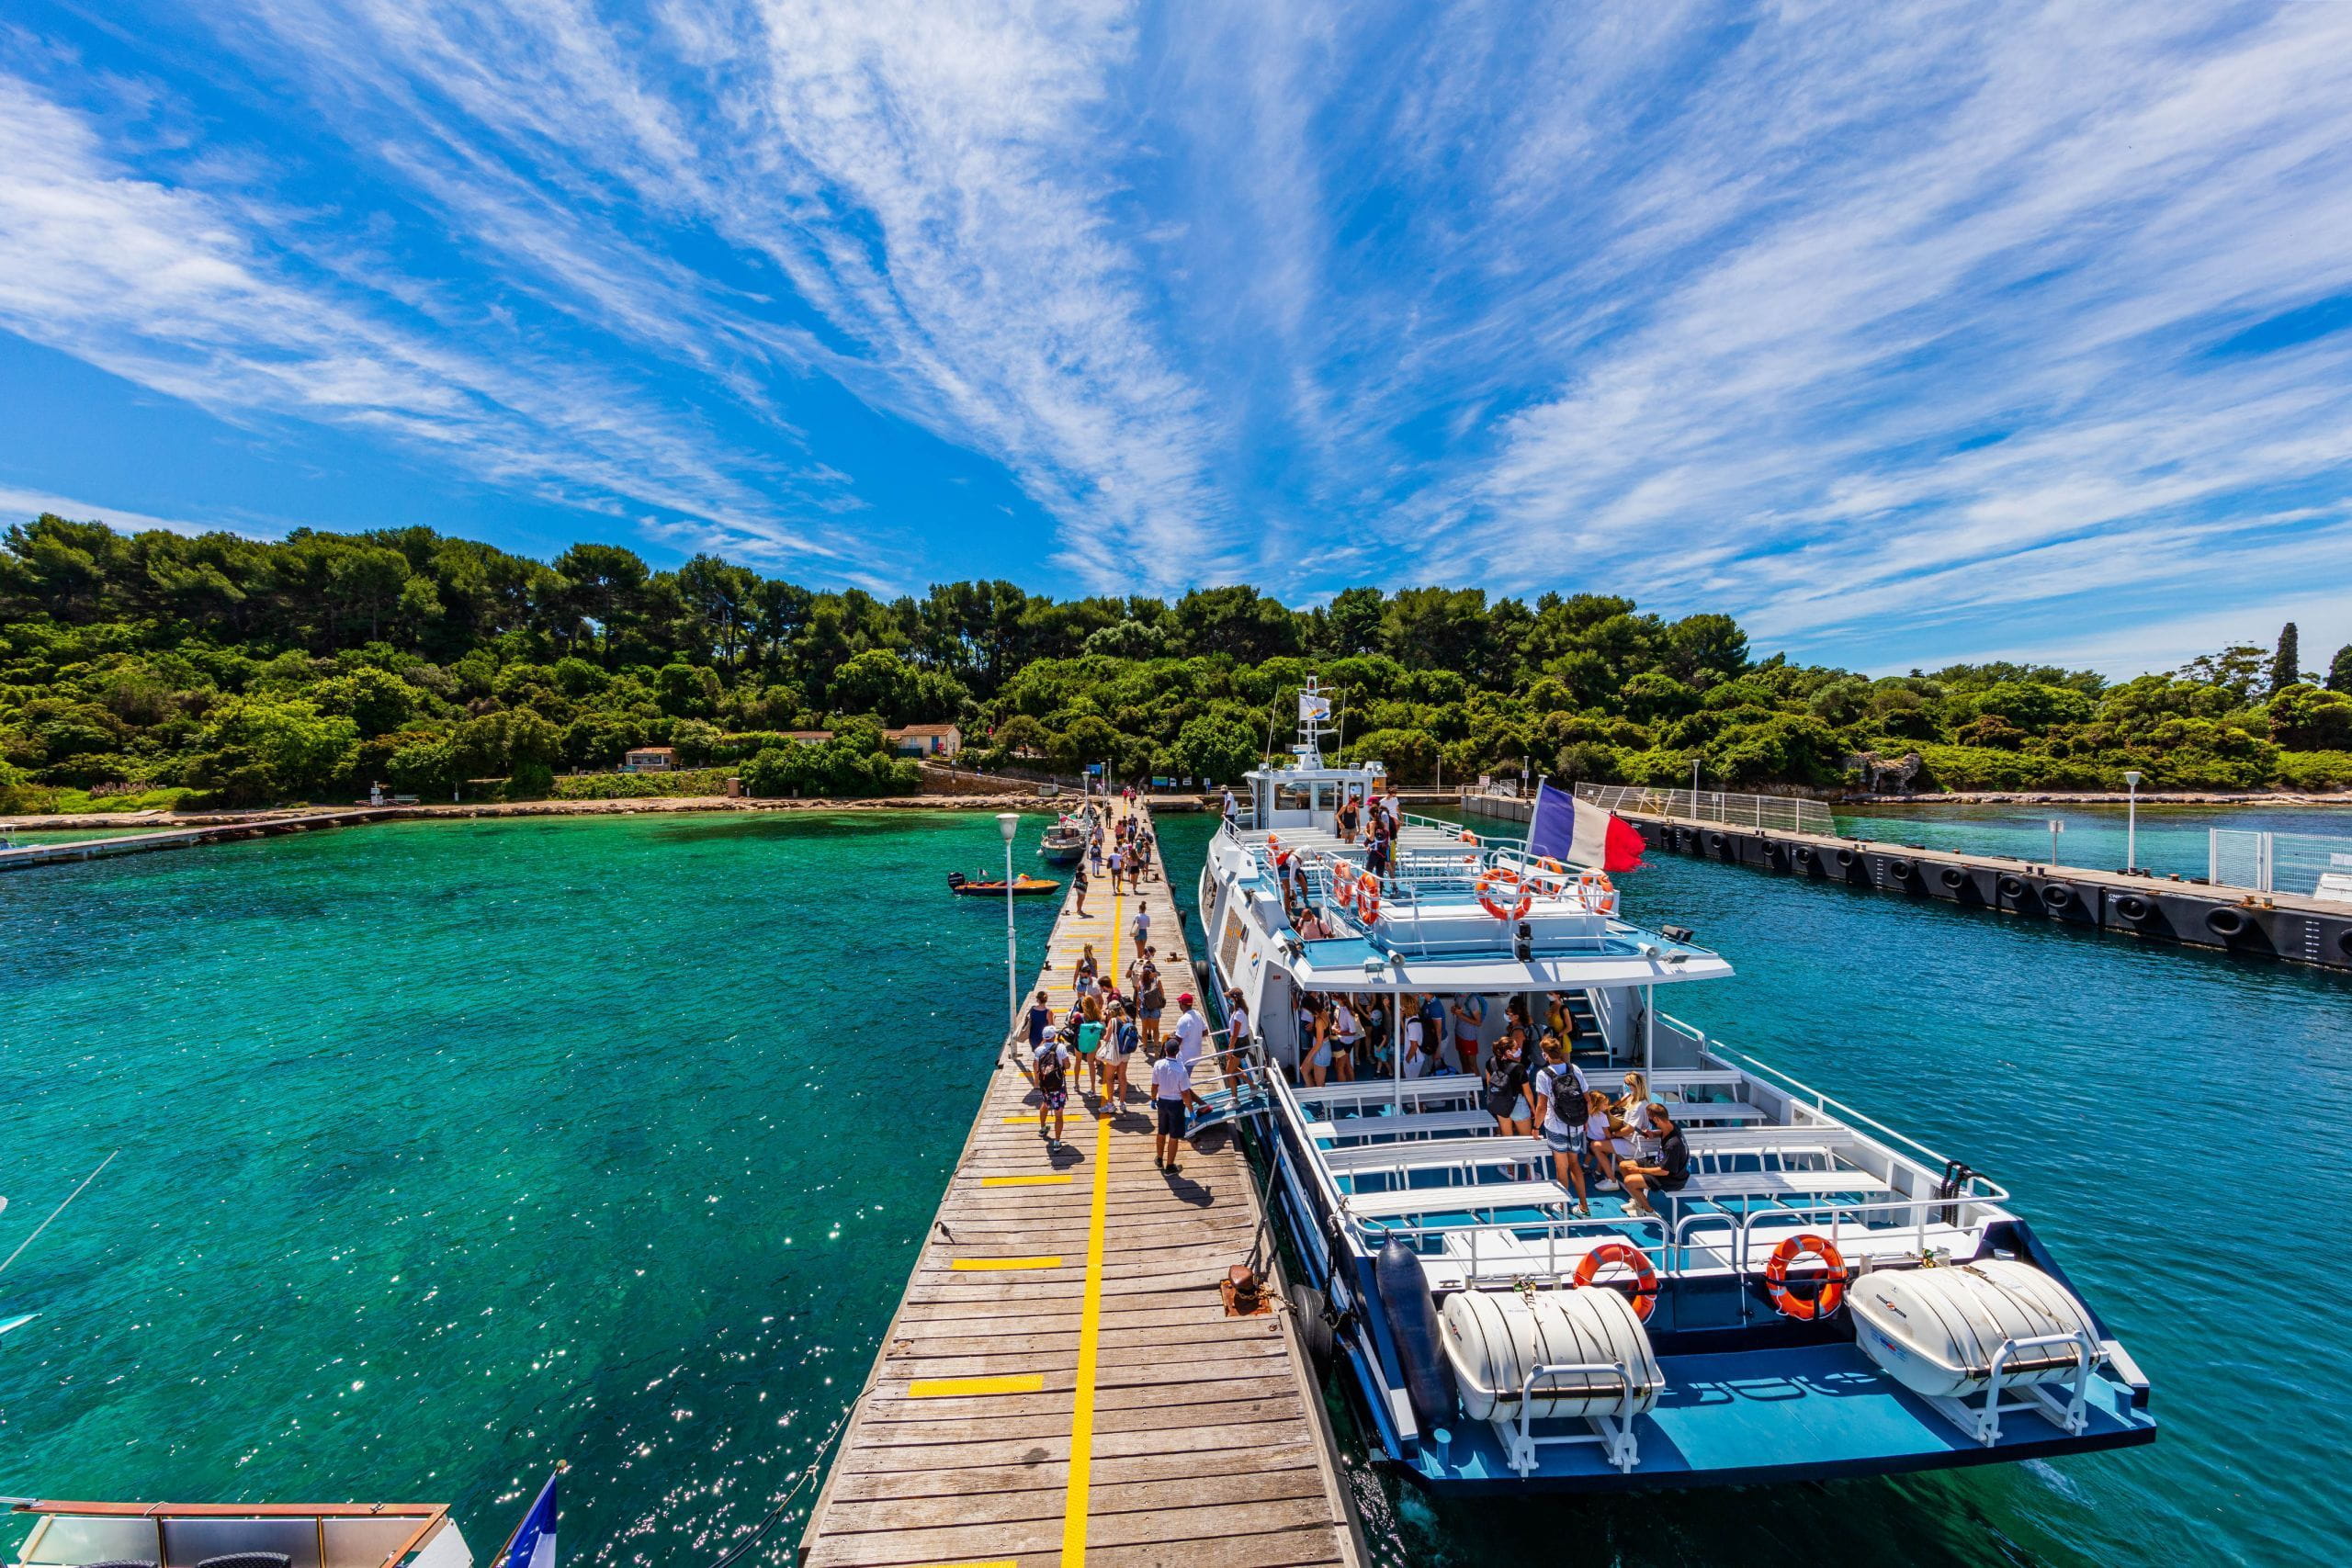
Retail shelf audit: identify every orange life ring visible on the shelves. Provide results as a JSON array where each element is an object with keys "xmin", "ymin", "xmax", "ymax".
[
  {"xmin": 1329, "ymin": 861, "xmax": 1359, "ymax": 910},
  {"xmin": 1475, "ymin": 866, "xmax": 1533, "ymax": 921},
  {"xmin": 1572, "ymin": 1241, "xmax": 1657, "ymax": 1321},
  {"xmin": 1577, "ymin": 869, "xmax": 1618, "ymax": 914},
  {"xmin": 1763, "ymin": 1233, "xmax": 1848, "ymax": 1320},
  {"xmin": 1458, "ymin": 829, "xmax": 1478, "ymax": 844},
  {"xmin": 1355, "ymin": 878, "xmax": 1380, "ymax": 922}
]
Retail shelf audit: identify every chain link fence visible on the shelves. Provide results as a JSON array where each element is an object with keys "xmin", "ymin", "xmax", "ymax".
[
  {"xmin": 2210, "ymin": 828, "xmax": 2352, "ymax": 899},
  {"xmin": 1576, "ymin": 783, "xmax": 1835, "ymax": 836}
]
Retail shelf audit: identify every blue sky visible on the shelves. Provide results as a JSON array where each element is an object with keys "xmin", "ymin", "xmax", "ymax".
[{"xmin": 2, "ymin": 2, "xmax": 2349, "ymax": 677}]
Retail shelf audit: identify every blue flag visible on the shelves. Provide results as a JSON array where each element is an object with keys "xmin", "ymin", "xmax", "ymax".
[{"xmin": 498, "ymin": 1469, "xmax": 560, "ymax": 1568}]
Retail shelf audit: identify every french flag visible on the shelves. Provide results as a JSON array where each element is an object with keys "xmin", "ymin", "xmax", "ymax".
[
  {"xmin": 496, "ymin": 1468, "xmax": 561, "ymax": 1568},
  {"xmin": 1527, "ymin": 781, "xmax": 1645, "ymax": 874}
]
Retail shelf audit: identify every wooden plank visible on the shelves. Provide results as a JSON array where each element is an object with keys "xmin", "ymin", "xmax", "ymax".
[{"xmin": 804, "ymin": 1495, "xmax": 1337, "ymax": 1568}]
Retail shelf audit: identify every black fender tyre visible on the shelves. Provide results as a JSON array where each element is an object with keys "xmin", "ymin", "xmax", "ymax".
[
  {"xmin": 1939, "ymin": 867, "xmax": 1967, "ymax": 890},
  {"xmin": 1290, "ymin": 1280, "xmax": 1335, "ymax": 1371},
  {"xmin": 2205, "ymin": 906, "xmax": 2249, "ymax": 938}
]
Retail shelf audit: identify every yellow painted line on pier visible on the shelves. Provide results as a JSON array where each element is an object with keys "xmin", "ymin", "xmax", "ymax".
[
  {"xmin": 907, "ymin": 1373, "xmax": 1046, "ymax": 1399},
  {"xmin": 978, "ymin": 1173, "xmax": 1071, "ymax": 1188},
  {"xmin": 1060, "ymin": 1067, "xmax": 1114, "ymax": 1564},
  {"xmin": 951, "ymin": 1256, "xmax": 1063, "ymax": 1271},
  {"xmin": 1001, "ymin": 1113, "xmax": 1041, "ymax": 1123}
]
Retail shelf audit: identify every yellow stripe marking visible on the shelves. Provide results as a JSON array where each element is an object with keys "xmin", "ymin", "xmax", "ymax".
[
  {"xmin": 1061, "ymin": 1059, "xmax": 1114, "ymax": 1564},
  {"xmin": 952, "ymin": 1256, "xmax": 1063, "ymax": 1271},
  {"xmin": 907, "ymin": 1373, "xmax": 1046, "ymax": 1398},
  {"xmin": 1001, "ymin": 1113, "xmax": 1042, "ymax": 1123},
  {"xmin": 979, "ymin": 1173, "xmax": 1071, "ymax": 1188}
]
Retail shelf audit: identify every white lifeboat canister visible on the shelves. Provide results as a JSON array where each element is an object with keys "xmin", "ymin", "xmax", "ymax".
[
  {"xmin": 1850, "ymin": 1258, "xmax": 2104, "ymax": 1400},
  {"xmin": 1440, "ymin": 1286, "xmax": 1662, "ymax": 1423}
]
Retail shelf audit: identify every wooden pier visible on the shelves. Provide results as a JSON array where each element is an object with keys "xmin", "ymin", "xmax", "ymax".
[
  {"xmin": 0, "ymin": 809, "xmax": 395, "ymax": 872},
  {"xmin": 797, "ymin": 800, "xmax": 1363, "ymax": 1568}
]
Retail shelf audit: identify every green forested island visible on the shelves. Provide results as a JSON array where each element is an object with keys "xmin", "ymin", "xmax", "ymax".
[{"xmin": 3, "ymin": 513, "xmax": 2348, "ymax": 812}]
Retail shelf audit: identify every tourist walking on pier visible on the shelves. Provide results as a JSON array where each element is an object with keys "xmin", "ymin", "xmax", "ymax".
[
  {"xmin": 1025, "ymin": 988, "xmax": 1053, "ymax": 1055},
  {"xmin": 1102, "ymin": 996, "xmax": 1136, "ymax": 1108},
  {"xmin": 1072, "ymin": 861, "xmax": 1090, "ymax": 916},
  {"xmin": 1150, "ymin": 1043, "xmax": 1190, "ymax": 1172},
  {"xmin": 1129, "ymin": 902, "xmax": 1152, "ymax": 964},
  {"xmin": 1137, "ymin": 962, "xmax": 1167, "ymax": 1053},
  {"xmin": 1026, "ymin": 1032, "xmax": 1072, "ymax": 1147}
]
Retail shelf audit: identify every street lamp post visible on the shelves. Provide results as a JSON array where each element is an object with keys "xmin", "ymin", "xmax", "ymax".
[
  {"xmin": 998, "ymin": 812, "xmax": 1022, "ymax": 1043},
  {"xmin": 2122, "ymin": 771, "xmax": 2143, "ymax": 874}
]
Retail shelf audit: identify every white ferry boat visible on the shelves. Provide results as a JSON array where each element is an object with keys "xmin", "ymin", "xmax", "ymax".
[{"xmin": 1193, "ymin": 683, "xmax": 2155, "ymax": 1492}]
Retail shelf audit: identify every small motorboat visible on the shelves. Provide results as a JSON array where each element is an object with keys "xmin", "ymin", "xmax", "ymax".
[
  {"xmin": 947, "ymin": 871, "xmax": 1062, "ymax": 897},
  {"xmin": 1038, "ymin": 817, "xmax": 1087, "ymax": 864}
]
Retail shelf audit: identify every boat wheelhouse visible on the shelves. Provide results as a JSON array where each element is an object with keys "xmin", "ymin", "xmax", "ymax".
[{"xmin": 1192, "ymin": 689, "xmax": 2155, "ymax": 1493}]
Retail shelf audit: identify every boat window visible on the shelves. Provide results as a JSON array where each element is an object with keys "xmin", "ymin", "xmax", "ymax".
[
  {"xmin": 1312, "ymin": 783, "xmax": 1337, "ymax": 813},
  {"xmin": 1275, "ymin": 782, "xmax": 1312, "ymax": 813}
]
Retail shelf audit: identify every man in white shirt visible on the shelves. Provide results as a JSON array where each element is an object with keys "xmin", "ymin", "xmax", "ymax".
[
  {"xmin": 1171, "ymin": 993, "xmax": 1208, "ymax": 1109},
  {"xmin": 1149, "ymin": 1046, "xmax": 1192, "ymax": 1170},
  {"xmin": 1401, "ymin": 1010, "xmax": 1431, "ymax": 1078}
]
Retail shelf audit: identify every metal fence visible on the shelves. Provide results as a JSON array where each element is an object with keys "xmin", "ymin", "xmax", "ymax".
[
  {"xmin": 1576, "ymin": 783, "xmax": 1835, "ymax": 837},
  {"xmin": 2209, "ymin": 828, "xmax": 2352, "ymax": 899}
]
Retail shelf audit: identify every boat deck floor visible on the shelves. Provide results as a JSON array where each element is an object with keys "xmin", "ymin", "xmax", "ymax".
[
  {"xmin": 1413, "ymin": 1341, "xmax": 2154, "ymax": 1492},
  {"xmin": 799, "ymin": 800, "xmax": 1362, "ymax": 1568}
]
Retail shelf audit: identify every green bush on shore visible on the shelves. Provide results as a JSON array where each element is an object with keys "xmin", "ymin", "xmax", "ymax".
[
  {"xmin": 2, "ymin": 512, "xmax": 2346, "ymax": 807},
  {"xmin": 551, "ymin": 767, "xmax": 736, "ymax": 799}
]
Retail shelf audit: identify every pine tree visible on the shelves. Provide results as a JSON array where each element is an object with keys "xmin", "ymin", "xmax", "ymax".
[
  {"xmin": 2270, "ymin": 622, "xmax": 2301, "ymax": 694},
  {"xmin": 2330, "ymin": 644, "xmax": 2352, "ymax": 694}
]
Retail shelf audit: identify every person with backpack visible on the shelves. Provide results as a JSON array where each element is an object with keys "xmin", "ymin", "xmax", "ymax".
[
  {"xmin": 1026, "ymin": 1031, "xmax": 1073, "ymax": 1148},
  {"xmin": 1102, "ymin": 995, "xmax": 1138, "ymax": 1109},
  {"xmin": 1533, "ymin": 1034, "xmax": 1593, "ymax": 1217}
]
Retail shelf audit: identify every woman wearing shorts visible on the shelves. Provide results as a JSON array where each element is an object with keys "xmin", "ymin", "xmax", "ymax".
[
  {"xmin": 1533, "ymin": 1037, "xmax": 1591, "ymax": 1216},
  {"xmin": 1483, "ymin": 1026, "xmax": 1534, "ymax": 1136},
  {"xmin": 1100, "ymin": 995, "xmax": 1134, "ymax": 1107}
]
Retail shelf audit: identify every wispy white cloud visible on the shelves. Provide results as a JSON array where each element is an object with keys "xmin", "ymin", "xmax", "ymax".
[
  {"xmin": 2, "ymin": 0, "xmax": 2348, "ymax": 671},
  {"xmin": 0, "ymin": 62, "xmax": 872, "ymax": 571}
]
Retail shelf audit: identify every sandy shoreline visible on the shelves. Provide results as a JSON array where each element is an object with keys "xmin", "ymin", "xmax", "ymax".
[{"xmin": 1, "ymin": 791, "xmax": 1227, "ymax": 834}]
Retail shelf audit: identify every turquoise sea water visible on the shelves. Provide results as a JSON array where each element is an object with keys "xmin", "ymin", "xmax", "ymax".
[
  {"xmin": 1833, "ymin": 800, "xmax": 2352, "ymax": 886},
  {"xmin": 3, "ymin": 808, "xmax": 2346, "ymax": 1567}
]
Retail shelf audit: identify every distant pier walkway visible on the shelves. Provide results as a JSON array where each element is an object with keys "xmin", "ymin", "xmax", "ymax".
[
  {"xmin": 797, "ymin": 801, "xmax": 1362, "ymax": 1568},
  {"xmin": 1453, "ymin": 790, "xmax": 2352, "ymax": 975},
  {"xmin": 0, "ymin": 809, "xmax": 394, "ymax": 872}
]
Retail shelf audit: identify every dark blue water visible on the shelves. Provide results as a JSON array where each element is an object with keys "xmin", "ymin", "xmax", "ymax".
[{"xmin": 1155, "ymin": 812, "xmax": 2352, "ymax": 1568}]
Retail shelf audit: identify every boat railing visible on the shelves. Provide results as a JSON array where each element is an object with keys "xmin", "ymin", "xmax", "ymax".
[{"xmin": 1670, "ymin": 1180, "xmax": 2010, "ymax": 1287}]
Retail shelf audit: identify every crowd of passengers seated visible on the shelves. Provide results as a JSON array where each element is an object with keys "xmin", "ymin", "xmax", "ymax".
[{"xmin": 1284, "ymin": 991, "xmax": 1690, "ymax": 1222}]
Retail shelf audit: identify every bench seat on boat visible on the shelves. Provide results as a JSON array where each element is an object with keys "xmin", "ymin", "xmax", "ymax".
[
  {"xmin": 1325, "ymin": 1135, "xmax": 1549, "ymax": 1177},
  {"xmin": 1677, "ymin": 1168, "xmax": 1893, "ymax": 1199},
  {"xmin": 1646, "ymin": 1069, "xmax": 1746, "ymax": 1090},
  {"xmin": 1679, "ymin": 1222, "xmax": 1983, "ymax": 1274},
  {"xmin": 1295, "ymin": 1075, "xmax": 1480, "ymax": 1113},
  {"xmin": 1345, "ymin": 1179, "xmax": 1575, "ymax": 1220},
  {"xmin": 1317, "ymin": 1109, "xmax": 1498, "ymax": 1144}
]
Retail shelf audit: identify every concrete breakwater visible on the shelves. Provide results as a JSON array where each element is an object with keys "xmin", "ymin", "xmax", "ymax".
[{"xmin": 1615, "ymin": 810, "xmax": 2352, "ymax": 975}]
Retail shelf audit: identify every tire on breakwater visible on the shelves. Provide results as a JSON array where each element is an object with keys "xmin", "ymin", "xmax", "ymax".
[{"xmin": 2031, "ymin": 878, "xmax": 2098, "ymax": 926}]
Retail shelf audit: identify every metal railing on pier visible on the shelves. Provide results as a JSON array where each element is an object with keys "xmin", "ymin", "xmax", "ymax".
[{"xmin": 1577, "ymin": 783, "xmax": 1833, "ymax": 837}]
